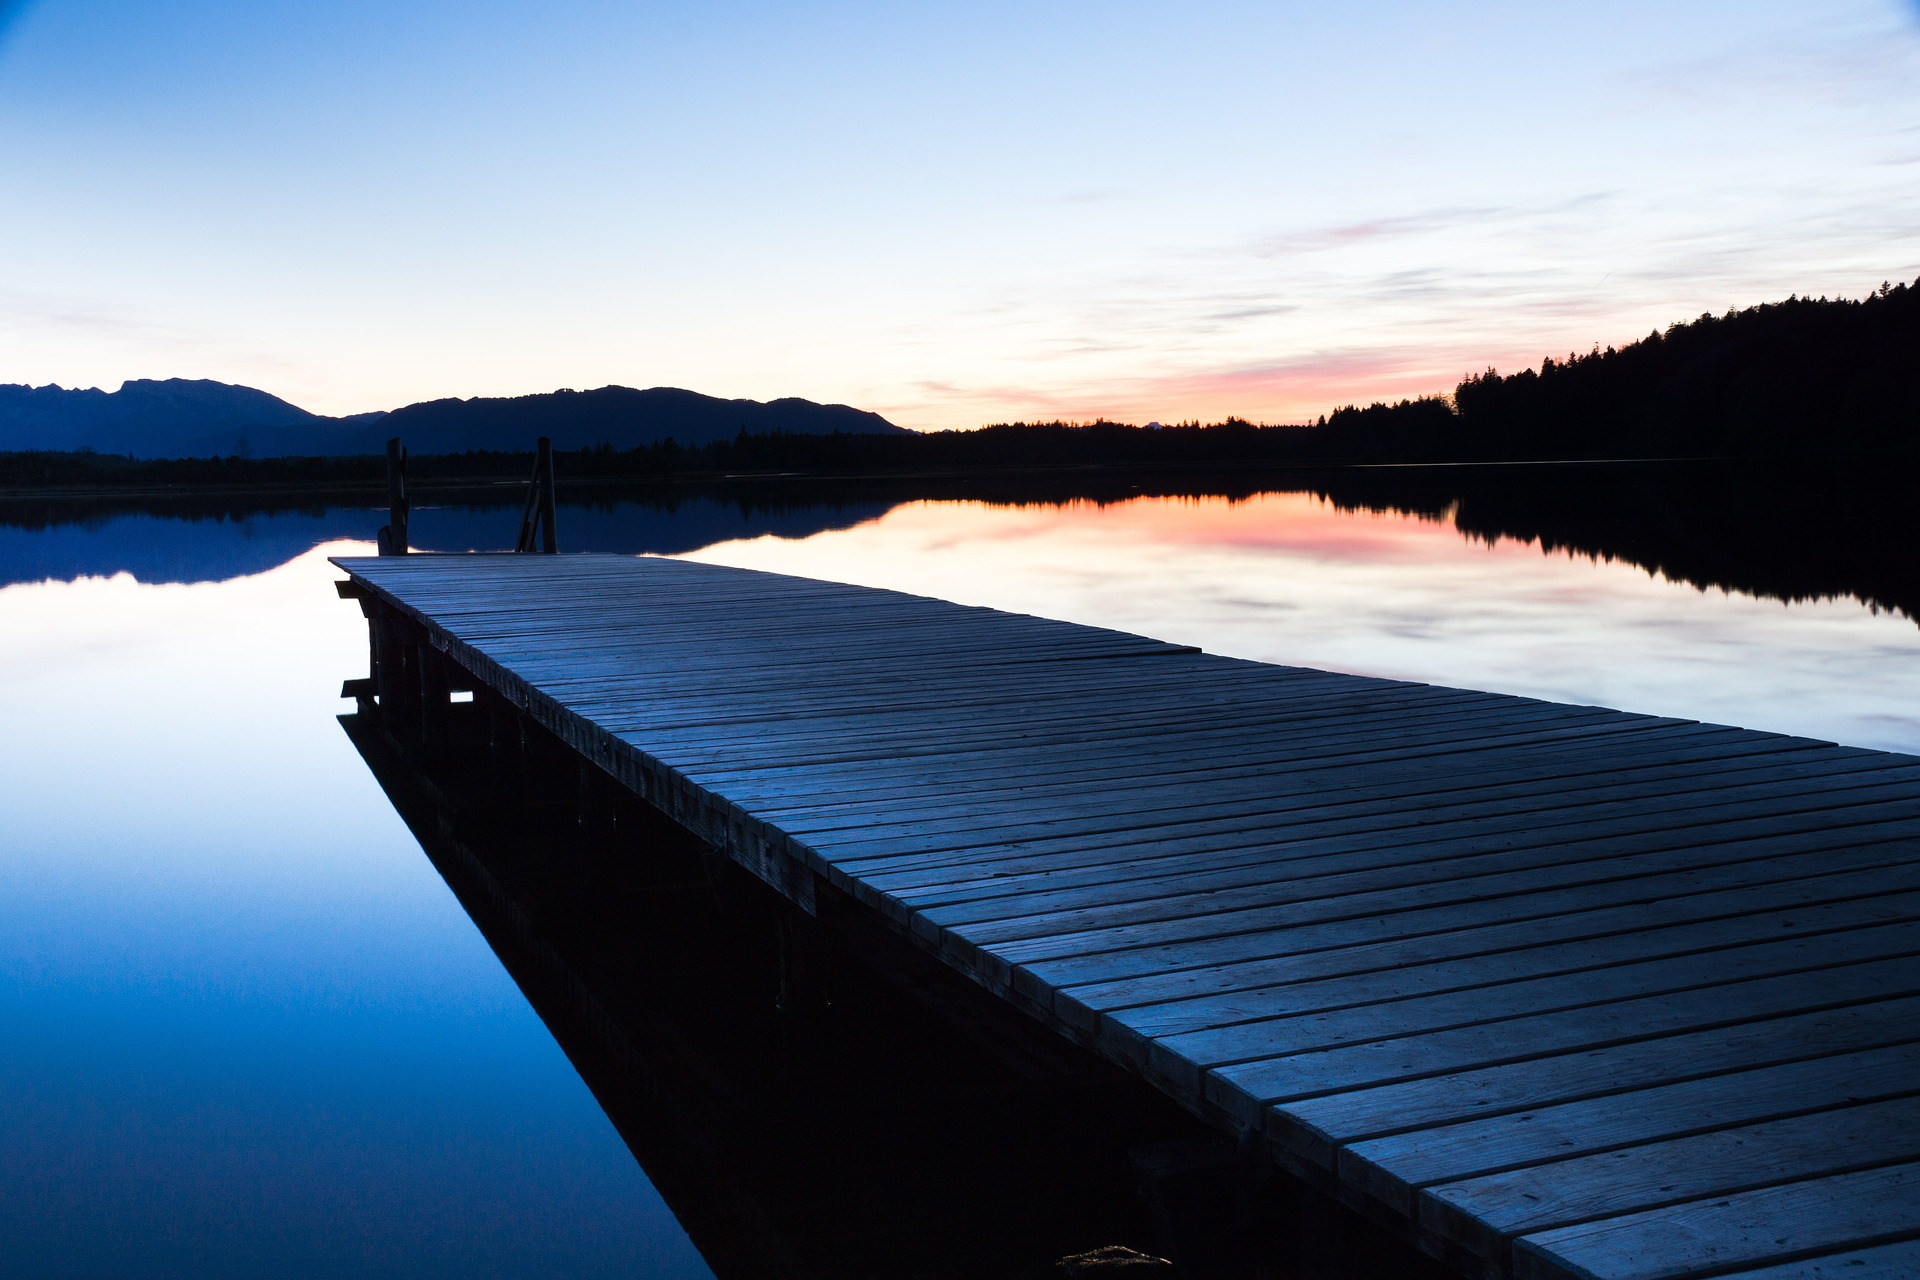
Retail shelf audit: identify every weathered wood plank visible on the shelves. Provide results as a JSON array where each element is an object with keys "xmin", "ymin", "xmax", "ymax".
[
  {"xmin": 1207, "ymin": 953, "xmax": 1920, "ymax": 1122},
  {"xmin": 1342, "ymin": 1040, "xmax": 1920, "ymax": 1218},
  {"xmin": 1160, "ymin": 921, "xmax": 1920, "ymax": 1079},
  {"xmin": 1425, "ymin": 1094, "xmax": 1920, "ymax": 1262},
  {"xmin": 808, "ymin": 741, "xmax": 1874, "ymax": 868},
  {"xmin": 899, "ymin": 769, "xmax": 1920, "ymax": 936},
  {"xmin": 1015, "ymin": 833, "xmax": 1920, "ymax": 1000},
  {"xmin": 1715, "ymin": 1239, "xmax": 1920, "ymax": 1279},
  {"xmin": 1276, "ymin": 996, "xmax": 1920, "ymax": 1171},
  {"xmin": 1512, "ymin": 1161, "xmax": 1920, "ymax": 1280},
  {"xmin": 984, "ymin": 812, "xmax": 1920, "ymax": 977},
  {"xmin": 1056, "ymin": 860, "xmax": 1920, "ymax": 1034},
  {"xmin": 1103, "ymin": 885, "xmax": 1920, "ymax": 1043}
]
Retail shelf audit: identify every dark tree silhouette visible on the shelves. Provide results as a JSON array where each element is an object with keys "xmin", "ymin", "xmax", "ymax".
[{"xmin": 1439, "ymin": 278, "xmax": 1920, "ymax": 460}]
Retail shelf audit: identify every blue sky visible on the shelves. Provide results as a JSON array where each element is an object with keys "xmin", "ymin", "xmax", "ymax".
[{"xmin": 0, "ymin": 0, "xmax": 1915, "ymax": 427}]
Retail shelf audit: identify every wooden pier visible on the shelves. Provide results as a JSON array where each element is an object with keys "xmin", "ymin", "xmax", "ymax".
[{"xmin": 333, "ymin": 552, "xmax": 1920, "ymax": 1280}]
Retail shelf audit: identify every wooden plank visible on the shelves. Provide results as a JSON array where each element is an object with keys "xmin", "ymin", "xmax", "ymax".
[
  {"xmin": 900, "ymin": 766, "xmax": 1920, "ymax": 933},
  {"xmin": 615, "ymin": 687, "xmax": 1554, "ymax": 775},
  {"xmin": 718, "ymin": 730, "xmax": 1801, "ymax": 829},
  {"xmin": 1273, "ymin": 997, "xmax": 1920, "ymax": 1169},
  {"xmin": 624, "ymin": 691, "xmax": 1598, "ymax": 777},
  {"xmin": 1425, "ymin": 1095, "xmax": 1920, "ymax": 1262},
  {"xmin": 1343, "ymin": 1040, "xmax": 1920, "ymax": 1218},
  {"xmin": 1512, "ymin": 1162, "xmax": 1920, "ymax": 1280},
  {"xmin": 1055, "ymin": 860, "xmax": 1920, "ymax": 1033},
  {"xmin": 847, "ymin": 759, "xmax": 1919, "ymax": 874},
  {"xmin": 819, "ymin": 730, "xmax": 1817, "ymax": 889},
  {"xmin": 1103, "ymin": 911, "xmax": 1920, "ymax": 1119},
  {"xmin": 687, "ymin": 714, "xmax": 1712, "ymax": 810},
  {"xmin": 1155, "ymin": 921, "xmax": 1920, "ymax": 1068},
  {"xmin": 1101, "ymin": 884, "xmax": 1920, "ymax": 1043},
  {"xmin": 687, "ymin": 712, "xmax": 1733, "ymax": 791},
  {"xmin": 780, "ymin": 733, "xmax": 1894, "ymax": 859},
  {"xmin": 752, "ymin": 725, "xmax": 1766, "ymax": 886},
  {"xmin": 984, "ymin": 814, "xmax": 1920, "ymax": 978},
  {"xmin": 797, "ymin": 740, "xmax": 1870, "ymax": 862},
  {"xmin": 1013, "ymin": 834, "xmax": 1920, "ymax": 1001},
  {"xmin": 1715, "ymin": 1239, "xmax": 1920, "ymax": 1279},
  {"xmin": 1206, "ymin": 954, "xmax": 1920, "ymax": 1124},
  {"xmin": 1127, "ymin": 924, "xmax": 1920, "ymax": 1111}
]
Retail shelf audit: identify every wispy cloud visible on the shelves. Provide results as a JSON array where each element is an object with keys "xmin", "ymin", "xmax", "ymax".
[
  {"xmin": 0, "ymin": 288, "xmax": 203, "ymax": 351},
  {"xmin": 1622, "ymin": 11, "xmax": 1920, "ymax": 112},
  {"xmin": 871, "ymin": 172, "xmax": 1920, "ymax": 431},
  {"xmin": 1247, "ymin": 207, "xmax": 1506, "ymax": 259},
  {"xmin": 0, "ymin": 287, "xmax": 299, "ymax": 391}
]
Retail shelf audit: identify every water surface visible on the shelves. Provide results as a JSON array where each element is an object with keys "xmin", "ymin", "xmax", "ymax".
[{"xmin": 4, "ymin": 470, "xmax": 1917, "ymax": 1275}]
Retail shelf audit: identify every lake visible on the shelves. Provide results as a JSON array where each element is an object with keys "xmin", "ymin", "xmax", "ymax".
[{"xmin": 4, "ymin": 465, "xmax": 1918, "ymax": 1276}]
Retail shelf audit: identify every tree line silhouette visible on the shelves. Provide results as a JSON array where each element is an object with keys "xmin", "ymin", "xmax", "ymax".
[{"xmin": 1435, "ymin": 277, "xmax": 1920, "ymax": 460}]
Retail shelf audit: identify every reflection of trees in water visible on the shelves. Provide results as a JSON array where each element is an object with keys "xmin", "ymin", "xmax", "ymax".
[
  {"xmin": 6, "ymin": 462, "xmax": 1915, "ymax": 626},
  {"xmin": 725, "ymin": 462, "xmax": 1920, "ymax": 626},
  {"xmin": 1304, "ymin": 461, "xmax": 1920, "ymax": 626},
  {"xmin": 697, "ymin": 462, "xmax": 1920, "ymax": 626}
]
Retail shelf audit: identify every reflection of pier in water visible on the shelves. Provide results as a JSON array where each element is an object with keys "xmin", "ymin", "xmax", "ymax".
[
  {"xmin": 335, "ymin": 552, "xmax": 1920, "ymax": 1280},
  {"xmin": 340, "ymin": 667, "xmax": 1435, "ymax": 1278}
]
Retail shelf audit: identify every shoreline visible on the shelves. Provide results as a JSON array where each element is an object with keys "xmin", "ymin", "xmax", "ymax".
[{"xmin": 0, "ymin": 454, "xmax": 1808, "ymax": 505}]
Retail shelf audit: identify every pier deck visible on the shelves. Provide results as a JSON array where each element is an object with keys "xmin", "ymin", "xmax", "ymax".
[{"xmin": 332, "ymin": 552, "xmax": 1920, "ymax": 1280}]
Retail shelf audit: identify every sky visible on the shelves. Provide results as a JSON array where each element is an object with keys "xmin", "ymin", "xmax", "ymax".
[{"xmin": 0, "ymin": 0, "xmax": 1916, "ymax": 429}]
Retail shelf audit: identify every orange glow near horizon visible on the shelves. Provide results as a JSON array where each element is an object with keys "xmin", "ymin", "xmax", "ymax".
[{"xmin": 879, "ymin": 337, "xmax": 1553, "ymax": 430}]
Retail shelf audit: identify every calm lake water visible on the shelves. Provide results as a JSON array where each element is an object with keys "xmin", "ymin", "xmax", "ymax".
[{"xmin": 4, "ymin": 472, "xmax": 1918, "ymax": 1276}]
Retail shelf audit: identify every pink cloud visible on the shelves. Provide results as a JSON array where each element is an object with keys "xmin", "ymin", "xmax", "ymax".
[{"xmin": 878, "ymin": 347, "xmax": 1480, "ymax": 429}]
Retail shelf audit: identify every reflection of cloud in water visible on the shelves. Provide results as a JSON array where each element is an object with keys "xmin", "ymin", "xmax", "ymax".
[{"xmin": 681, "ymin": 493, "xmax": 1920, "ymax": 756}]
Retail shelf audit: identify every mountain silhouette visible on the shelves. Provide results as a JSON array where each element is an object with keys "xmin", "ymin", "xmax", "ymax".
[
  {"xmin": 0, "ymin": 380, "xmax": 903, "ymax": 458},
  {"xmin": 0, "ymin": 378, "xmax": 385, "ymax": 457},
  {"xmin": 371, "ymin": 385, "xmax": 907, "ymax": 454}
]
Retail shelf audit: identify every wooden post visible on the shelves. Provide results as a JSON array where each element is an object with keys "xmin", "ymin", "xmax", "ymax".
[
  {"xmin": 416, "ymin": 640, "xmax": 451, "ymax": 755},
  {"xmin": 368, "ymin": 605, "xmax": 408, "ymax": 733},
  {"xmin": 483, "ymin": 687, "xmax": 526, "ymax": 795},
  {"xmin": 537, "ymin": 436, "xmax": 558, "ymax": 554},
  {"xmin": 514, "ymin": 436, "xmax": 559, "ymax": 553},
  {"xmin": 377, "ymin": 437, "xmax": 410, "ymax": 556},
  {"xmin": 369, "ymin": 608, "xmax": 425, "ymax": 742}
]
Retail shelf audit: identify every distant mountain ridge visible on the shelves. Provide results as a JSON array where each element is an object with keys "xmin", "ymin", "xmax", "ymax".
[
  {"xmin": 378, "ymin": 386, "xmax": 906, "ymax": 455},
  {"xmin": 0, "ymin": 379, "xmax": 906, "ymax": 458},
  {"xmin": 0, "ymin": 378, "xmax": 385, "ymax": 457}
]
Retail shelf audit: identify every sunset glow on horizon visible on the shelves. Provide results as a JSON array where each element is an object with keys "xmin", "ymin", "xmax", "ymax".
[{"xmin": 0, "ymin": 1, "xmax": 1915, "ymax": 428}]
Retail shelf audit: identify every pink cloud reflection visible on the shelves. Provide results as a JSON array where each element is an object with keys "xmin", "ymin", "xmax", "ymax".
[{"xmin": 905, "ymin": 490, "xmax": 1553, "ymax": 567}]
